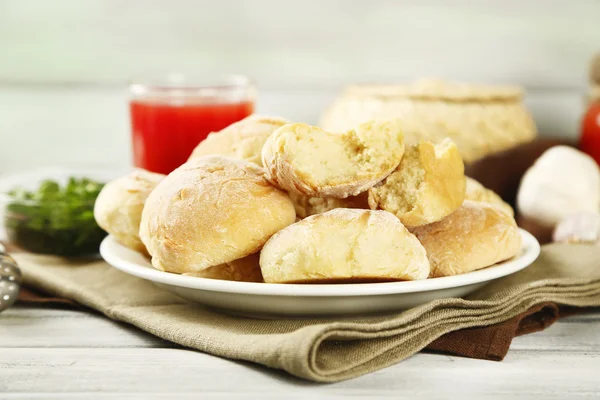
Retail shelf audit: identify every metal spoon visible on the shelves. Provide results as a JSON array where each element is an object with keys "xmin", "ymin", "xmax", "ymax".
[{"xmin": 0, "ymin": 242, "xmax": 21, "ymax": 312}]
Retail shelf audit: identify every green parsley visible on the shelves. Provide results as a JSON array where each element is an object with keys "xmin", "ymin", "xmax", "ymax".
[{"xmin": 5, "ymin": 177, "xmax": 107, "ymax": 256}]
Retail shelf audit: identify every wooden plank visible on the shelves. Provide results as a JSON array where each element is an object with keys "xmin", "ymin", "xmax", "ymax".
[
  {"xmin": 510, "ymin": 312, "xmax": 600, "ymax": 352},
  {"xmin": 2, "ymin": 308, "xmax": 600, "ymax": 351},
  {"xmin": 1, "ymin": 348, "xmax": 599, "ymax": 398},
  {"xmin": 5, "ymin": 307, "xmax": 599, "ymax": 321},
  {"xmin": 0, "ymin": 308, "xmax": 167, "ymax": 348},
  {"xmin": 558, "ymin": 312, "xmax": 600, "ymax": 322}
]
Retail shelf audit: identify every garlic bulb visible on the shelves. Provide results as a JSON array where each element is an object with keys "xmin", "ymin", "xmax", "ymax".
[{"xmin": 517, "ymin": 146, "xmax": 600, "ymax": 229}]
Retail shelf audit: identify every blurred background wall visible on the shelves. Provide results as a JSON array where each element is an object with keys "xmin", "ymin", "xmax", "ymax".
[{"xmin": 1, "ymin": 0, "xmax": 598, "ymax": 172}]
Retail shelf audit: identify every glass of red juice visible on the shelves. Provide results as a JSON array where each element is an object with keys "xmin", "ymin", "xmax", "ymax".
[{"xmin": 129, "ymin": 74, "xmax": 256, "ymax": 174}]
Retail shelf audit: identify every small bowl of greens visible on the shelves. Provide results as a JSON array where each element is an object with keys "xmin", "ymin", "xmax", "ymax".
[{"xmin": 0, "ymin": 167, "xmax": 119, "ymax": 256}]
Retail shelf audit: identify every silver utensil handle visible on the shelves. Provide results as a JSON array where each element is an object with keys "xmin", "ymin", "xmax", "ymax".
[{"xmin": 0, "ymin": 243, "xmax": 22, "ymax": 312}]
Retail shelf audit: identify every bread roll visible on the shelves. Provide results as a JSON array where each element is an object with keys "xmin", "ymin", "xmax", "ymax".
[
  {"xmin": 188, "ymin": 115, "xmax": 289, "ymax": 166},
  {"xmin": 260, "ymin": 209, "xmax": 430, "ymax": 283},
  {"xmin": 368, "ymin": 139, "xmax": 466, "ymax": 227},
  {"xmin": 183, "ymin": 253, "xmax": 263, "ymax": 282},
  {"xmin": 140, "ymin": 156, "xmax": 296, "ymax": 274},
  {"xmin": 262, "ymin": 120, "xmax": 405, "ymax": 198},
  {"xmin": 411, "ymin": 201, "xmax": 522, "ymax": 278},
  {"xmin": 94, "ymin": 169, "xmax": 165, "ymax": 254},
  {"xmin": 465, "ymin": 177, "xmax": 514, "ymax": 217},
  {"xmin": 289, "ymin": 191, "xmax": 369, "ymax": 219}
]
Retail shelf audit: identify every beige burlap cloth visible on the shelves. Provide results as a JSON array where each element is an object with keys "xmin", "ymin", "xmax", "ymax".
[{"xmin": 14, "ymin": 243, "xmax": 600, "ymax": 382}]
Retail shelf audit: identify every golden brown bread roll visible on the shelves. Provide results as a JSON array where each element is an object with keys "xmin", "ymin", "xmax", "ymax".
[
  {"xmin": 411, "ymin": 201, "xmax": 522, "ymax": 278},
  {"xmin": 183, "ymin": 253, "xmax": 263, "ymax": 282},
  {"xmin": 139, "ymin": 156, "xmax": 296, "ymax": 274},
  {"xmin": 368, "ymin": 139, "xmax": 466, "ymax": 227},
  {"xmin": 288, "ymin": 191, "xmax": 369, "ymax": 219},
  {"xmin": 188, "ymin": 115, "xmax": 289, "ymax": 166},
  {"xmin": 94, "ymin": 169, "xmax": 165, "ymax": 254},
  {"xmin": 465, "ymin": 177, "xmax": 514, "ymax": 217},
  {"xmin": 262, "ymin": 120, "xmax": 405, "ymax": 198},
  {"xmin": 260, "ymin": 209, "xmax": 430, "ymax": 283}
]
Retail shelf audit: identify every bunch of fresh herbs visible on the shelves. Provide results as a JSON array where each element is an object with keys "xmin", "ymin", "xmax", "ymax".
[{"xmin": 5, "ymin": 177, "xmax": 107, "ymax": 256}]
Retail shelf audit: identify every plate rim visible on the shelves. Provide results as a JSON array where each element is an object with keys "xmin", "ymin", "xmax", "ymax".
[{"xmin": 100, "ymin": 229, "xmax": 540, "ymax": 297}]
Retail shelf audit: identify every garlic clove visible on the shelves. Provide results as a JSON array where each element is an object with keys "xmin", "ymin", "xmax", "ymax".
[{"xmin": 553, "ymin": 211, "xmax": 600, "ymax": 244}]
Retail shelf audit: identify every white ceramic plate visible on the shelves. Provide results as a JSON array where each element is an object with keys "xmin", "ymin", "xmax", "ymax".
[{"xmin": 100, "ymin": 229, "xmax": 540, "ymax": 318}]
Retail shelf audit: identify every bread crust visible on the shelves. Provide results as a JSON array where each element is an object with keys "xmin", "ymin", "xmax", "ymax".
[
  {"xmin": 94, "ymin": 169, "xmax": 165, "ymax": 254},
  {"xmin": 259, "ymin": 208, "xmax": 430, "ymax": 283},
  {"xmin": 368, "ymin": 139, "xmax": 466, "ymax": 227},
  {"xmin": 411, "ymin": 201, "xmax": 522, "ymax": 278},
  {"xmin": 183, "ymin": 253, "xmax": 263, "ymax": 282},
  {"xmin": 465, "ymin": 177, "xmax": 514, "ymax": 217},
  {"xmin": 188, "ymin": 115, "xmax": 289, "ymax": 166},
  {"xmin": 319, "ymin": 79, "xmax": 537, "ymax": 163},
  {"xmin": 262, "ymin": 120, "xmax": 405, "ymax": 198},
  {"xmin": 140, "ymin": 156, "xmax": 296, "ymax": 274}
]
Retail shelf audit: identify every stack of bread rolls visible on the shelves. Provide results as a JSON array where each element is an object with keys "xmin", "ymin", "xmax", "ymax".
[{"xmin": 95, "ymin": 115, "xmax": 522, "ymax": 284}]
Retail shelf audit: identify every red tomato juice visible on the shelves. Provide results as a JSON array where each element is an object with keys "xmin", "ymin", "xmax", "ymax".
[{"xmin": 130, "ymin": 100, "xmax": 254, "ymax": 174}]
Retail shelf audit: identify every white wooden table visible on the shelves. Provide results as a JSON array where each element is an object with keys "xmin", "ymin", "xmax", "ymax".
[{"xmin": 1, "ymin": 305, "xmax": 599, "ymax": 399}]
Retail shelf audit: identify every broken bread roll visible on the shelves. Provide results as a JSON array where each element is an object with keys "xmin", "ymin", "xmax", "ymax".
[
  {"xmin": 411, "ymin": 201, "xmax": 522, "ymax": 278},
  {"xmin": 94, "ymin": 169, "xmax": 165, "ymax": 254},
  {"xmin": 262, "ymin": 120, "xmax": 405, "ymax": 198},
  {"xmin": 183, "ymin": 253, "xmax": 263, "ymax": 282},
  {"xmin": 260, "ymin": 209, "xmax": 430, "ymax": 283},
  {"xmin": 188, "ymin": 115, "xmax": 289, "ymax": 166},
  {"xmin": 288, "ymin": 191, "xmax": 369, "ymax": 219},
  {"xmin": 368, "ymin": 139, "xmax": 466, "ymax": 227},
  {"xmin": 465, "ymin": 177, "xmax": 514, "ymax": 217},
  {"xmin": 140, "ymin": 156, "xmax": 296, "ymax": 274}
]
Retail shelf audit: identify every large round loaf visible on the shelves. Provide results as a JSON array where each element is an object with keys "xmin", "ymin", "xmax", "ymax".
[
  {"xmin": 188, "ymin": 115, "xmax": 289, "ymax": 166},
  {"xmin": 262, "ymin": 120, "xmax": 405, "ymax": 198},
  {"xmin": 260, "ymin": 208, "xmax": 430, "ymax": 283},
  {"xmin": 411, "ymin": 201, "xmax": 522, "ymax": 278},
  {"xmin": 320, "ymin": 79, "xmax": 537, "ymax": 163},
  {"xmin": 140, "ymin": 156, "xmax": 296, "ymax": 274},
  {"xmin": 94, "ymin": 169, "xmax": 165, "ymax": 254}
]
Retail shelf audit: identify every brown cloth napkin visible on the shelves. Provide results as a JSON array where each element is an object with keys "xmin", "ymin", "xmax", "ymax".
[
  {"xmin": 17, "ymin": 287, "xmax": 78, "ymax": 308},
  {"xmin": 12, "ymin": 243, "xmax": 600, "ymax": 382}
]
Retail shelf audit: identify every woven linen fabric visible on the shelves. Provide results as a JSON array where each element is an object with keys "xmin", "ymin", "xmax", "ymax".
[{"xmin": 14, "ymin": 243, "xmax": 600, "ymax": 382}]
